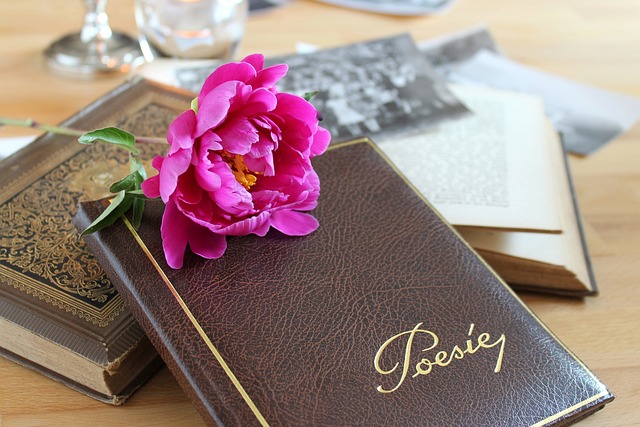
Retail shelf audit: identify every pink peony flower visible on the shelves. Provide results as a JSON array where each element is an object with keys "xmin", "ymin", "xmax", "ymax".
[{"xmin": 142, "ymin": 54, "xmax": 331, "ymax": 268}]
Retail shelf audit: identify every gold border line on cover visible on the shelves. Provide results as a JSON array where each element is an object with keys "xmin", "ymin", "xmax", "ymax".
[
  {"xmin": 124, "ymin": 138, "xmax": 608, "ymax": 426},
  {"xmin": 122, "ymin": 216, "xmax": 270, "ymax": 427}
]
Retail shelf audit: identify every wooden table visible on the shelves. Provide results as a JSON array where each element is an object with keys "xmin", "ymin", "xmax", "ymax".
[{"xmin": 1, "ymin": 0, "xmax": 639, "ymax": 425}]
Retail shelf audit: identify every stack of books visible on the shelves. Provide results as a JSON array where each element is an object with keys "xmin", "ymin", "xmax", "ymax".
[{"xmin": 1, "ymin": 33, "xmax": 613, "ymax": 425}]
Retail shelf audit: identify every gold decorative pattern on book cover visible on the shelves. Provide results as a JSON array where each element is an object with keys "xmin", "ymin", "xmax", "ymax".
[{"xmin": 0, "ymin": 95, "xmax": 182, "ymax": 327}]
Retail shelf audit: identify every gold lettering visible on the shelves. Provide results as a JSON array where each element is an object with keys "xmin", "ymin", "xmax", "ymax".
[
  {"xmin": 414, "ymin": 358, "xmax": 433, "ymax": 377},
  {"xmin": 465, "ymin": 323, "xmax": 480, "ymax": 354},
  {"xmin": 434, "ymin": 350, "xmax": 448, "ymax": 366},
  {"xmin": 375, "ymin": 322, "xmax": 506, "ymax": 393},
  {"xmin": 477, "ymin": 332, "xmax": 491, "ymax": 346},
  {"xmin": 479, "ymin": 332, "xmax": 506, "ymax": 373},
  {"xmin": 374, "ymin": 323, "xmax": 437, "ymax": 393},
  {"xmin": 451, "ymin": 345, "xmax": 465, "ymax": 360}
]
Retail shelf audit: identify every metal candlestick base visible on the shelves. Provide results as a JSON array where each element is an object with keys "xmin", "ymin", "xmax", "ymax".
[
  {"xmin": 45, "ymin": 32, "xmax": 144, "ymax": 77},
  {"xmin": 44, "ymin": 0, "xmax": 145, "ymax": 78}
]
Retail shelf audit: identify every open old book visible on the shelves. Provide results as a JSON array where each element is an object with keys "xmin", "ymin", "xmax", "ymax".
[{"xmin": 378, "ymin": 84, "xmax": 595, "ymax": 296}]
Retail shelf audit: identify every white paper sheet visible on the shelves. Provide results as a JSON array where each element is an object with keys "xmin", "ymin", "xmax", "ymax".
[
  {"xmin": 0, "ymin": 136, "xmax": 36, "ymax": 159},
  {"xmin": 447, "ymin": 50, "xmax": 640, "ymax": 155}
]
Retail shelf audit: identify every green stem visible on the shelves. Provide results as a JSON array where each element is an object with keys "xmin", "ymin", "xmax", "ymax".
[
  {"xmin": 0, "ymin": 117, "xmax": 85, "ymax": 137},
  {"xmin": 0, "ymin": 117, "xmax": 166, "ymax": 144},
  {"xmin": 135, "ymin": 136, "xmax": 168, "ymax": 144}
]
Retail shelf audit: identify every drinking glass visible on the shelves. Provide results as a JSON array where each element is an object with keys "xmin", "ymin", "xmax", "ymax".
[{"xmin": 135, "ymin": 0, "xmax": 249, "ymax": 61}]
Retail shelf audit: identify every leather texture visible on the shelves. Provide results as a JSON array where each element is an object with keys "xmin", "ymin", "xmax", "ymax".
[{"xmin": 75, "ymin": 139, "xmax": 613, "ymax": 426}]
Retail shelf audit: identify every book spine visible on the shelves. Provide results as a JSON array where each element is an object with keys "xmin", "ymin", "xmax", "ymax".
[{"xmin": 72, "ymin": 203, "xmax": 225, "ymax": 426}]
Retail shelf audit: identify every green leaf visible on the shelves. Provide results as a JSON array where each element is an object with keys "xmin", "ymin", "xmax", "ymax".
[
  {"xmin": 78, "ymin": 127, "xmax": 139, "ymax": 155},
  {"xmin": 80, "ymin": 191, "xmax": 134, "ymax": 235},
  {"xmin": 303, "ymin": 91, "xmax": 318, "ymax": 102},
  {"xmin": 109, "ymin": 173, "xmax": 138, "ymax": 193},
  {"xmin": 130, "ymin": 156, "xmax": 147, "ymax": 180},
  {"xmin": 133, "ymin": 170, "xmax": 146, "ymax": 188},
  {"xmin": 109, "ymin": 156, "xmax": 148, "ymax": 193},
  {"xmin": 191, "ymin": 97, "xmax": 199, "ymax": 114},
  {"xmin": 125, "ymin": 189, "xmax": 151, "ymax": 199},
  {"xmin": 131, "ymin": 197, "xmax": 146, "ymax": 229}
]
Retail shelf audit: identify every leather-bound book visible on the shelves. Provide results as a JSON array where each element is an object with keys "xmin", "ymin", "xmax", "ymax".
[
  {"xmin": 74, "ymin": 138, "xmax": 613, "ymax": 425},
  {"xmin": 0, "ymin": 78, "xmax": 193, "ymax": 403}
]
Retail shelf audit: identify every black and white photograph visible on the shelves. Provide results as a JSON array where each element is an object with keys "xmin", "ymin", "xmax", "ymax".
[
  {"xmin": 266, "ymin": 34, "xmax": 469, "ymax": 144},
  {"xmin": 445, "ymin": 49, "xmax": 640, "ymax": 155},
  {"xmin": 175, "ymin": 64, "xmax": 219, "ymax": 93},
  {"xmin": 417, "ymin": 26, "xmax": 640, "ymax": 155},
  {"xmin": 418, "ymin": 25, "xmax": 500, "ymax": 77}
]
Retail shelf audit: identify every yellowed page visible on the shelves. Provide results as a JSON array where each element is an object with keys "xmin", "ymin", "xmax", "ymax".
[
  {"xmin": 458, "ymin": 122, "xmax": 591, "ymax": 289},
  {"xmin": 378, "ymin": 84, "xmax": 562, "ymax": 232}
]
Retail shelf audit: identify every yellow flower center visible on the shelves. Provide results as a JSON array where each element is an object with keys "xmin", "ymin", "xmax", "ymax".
[{"xmin": 221, "ymin": 151, "xmax": 260, "ymax": 190}]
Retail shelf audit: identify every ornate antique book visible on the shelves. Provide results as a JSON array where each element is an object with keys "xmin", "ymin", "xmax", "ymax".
[
  {"xmin": 0, "ymin": 78, "xmax": 194, "ymax": 403},
  {"xmin": 75, "ymin": 138, "xmax": 613, "ymax": 425}
]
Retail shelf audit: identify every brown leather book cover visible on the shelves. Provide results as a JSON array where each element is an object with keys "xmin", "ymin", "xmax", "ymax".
[
  {"xmin": 75, "ymin": 138, "xmax": 613, "ymax": 425},
  {"xmin": 0, "ymin": 78, "xmax": 194, "ymax": 403}
]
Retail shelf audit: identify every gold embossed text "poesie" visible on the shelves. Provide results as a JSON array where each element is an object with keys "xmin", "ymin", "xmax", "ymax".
[{"xmin": 374, "ymin": 323, "xmax": 506, "ymax": 394}]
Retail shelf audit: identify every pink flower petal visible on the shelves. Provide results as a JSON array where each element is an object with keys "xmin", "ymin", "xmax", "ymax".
[
  {"xmin": 196, "ymin": 81, "xmax": 241, "ymax": 137},
  {"xmin": 194, "ymin": 135, "xmax": 224, "ymax": 192},
  {"xmin": 291, "ymin": 195, "xmax": 318, "ymax": 212},
  {"xmin": 203, "ymin": 156, "xmax": 255, "ymax": 216},
  {"xmin": 199, "ymin": 131, "xmax": 223, "ymax": 152},
  {"xmin": 243, "ymin": 149, "xmax": 274, "ymax": 176},
  {"xmin": 159, "ymin": 148, "xmax": 192, "ymax": 203},
  {"xmin": 241, "ymin": 53, "xmax": 264, "ymax": 72},
  {"xmin": 251, "ymin": 189, "xmax": 287, "ymax": 210},
  {"xmin": 188, "ymin": 227, "xmax": 227, "ymax": 261},
  {"xmin": 212, "ymin": 183, "xmax": 253, "ymax": 216},
  {"xmin": 218, "ymin": 211, "xmax": 271, "ymax": 236},
  {"xmin": 142, "ymin": 155, "xmax": 164, "ymax": 198},
  {"xmin": 240, "ymin": 88, "xmax": 277, "ymax": 116},
  {"xmin": 310, "ymin": 126, "xmax": 331, "ymax": 157},
  {"xmin": 254, "ymin": 64, "xmax": 288, "ymax": 89},
  {"xmin": 274, "ymin": 93, "xmax": 319, "ymax": 126},
  {"xmin": 216, "ymin": 115, "xmax": 259, "ymax": 154},
  {"xmin": 175, "ymin": 170, "xmax": 204, "ymax": 205},
  {"xmin": 195, "ymin": 162, "xmax": 222, "ymax": 192},
  {"xmin": 199, "ymin": 61, "xmax": 256, "ymax": 103},
  {"xmin": 271, "ymin": 143, "xmax": 308, "ymax": 181},
  {"xmin": 167, "ymin": 110, "xmax": 197, "ymax": 154},
  {"xmin": 275, "ymin": 118, "xmax": 313, "ymax": 155},
  {"xmin": 161, "ymin": 200, "xmax": 191, "ymax": 269},
  {"xmin": 270, "ymin": 210, "xmax": 319, "ymax": 236},
  {"xmin": 291, "ymin": 171, "xmax": 321, "ymax": 211},
  {"xmin": 141, "ymin": 175, "xmax": 160, "ymax": 198},
  {"xmin": 151, "ymin": 155, "xmax": 164, "ymax": 170},
  {"xmin": 240, "ymin": 54, "xmax": 288, "ymax": 90}
]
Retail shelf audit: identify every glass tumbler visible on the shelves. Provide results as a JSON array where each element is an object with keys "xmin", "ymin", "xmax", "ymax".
[{"xmin": 135, "ymin": 0, "xmax": 248, "ymax": 61}]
